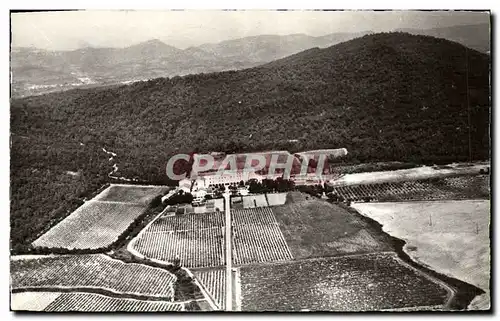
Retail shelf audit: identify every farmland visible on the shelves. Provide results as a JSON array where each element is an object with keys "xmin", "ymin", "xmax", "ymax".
[
  {"xmin": 191, "ymin": 198, "xmax": 225, "ymax": 214},
  {"xmin": 32, "ymin": 201, "xmax": 146, "ymax": 249},
  {"xmin": 11, "ymin": 291, "xmax": 184, "ymax": 312},
  {"xmin": 12, "ymin": 186, "xmax": 490, "ymax": 311},
  {"xmin": 31, "ymin": 184, "xmax": 169, "ymax": 250},
  {"xmin": 240, "ymin": 252, "xmax": 451, "ymax": 311},
  {"xmin": 242, "ymin": 194, "xmax": 268, "ymax": 208},
  {"xmin": 9, "ymin": 29, "xmax": 491, "ymax": 312},
  {"xmin": 193, "ymin": 268, "xmax": 226, "ymax": 309},
  {"xmin": 149, "ymin": 212, "xmax": 223, "ymax": 231},
  {"xmin": 233, "ymin": 207, "xmax": 277, "ymax": 225},
  {"xmin": 44, "ymin": 292, "xmax": 183, "ymax": 312},
  {"xmin": 272, "ymin": 194, "xmax": 393, "ymax": 259},
  {"xmin": 10, "ymin": 254, "xmax": 176, "ymax": 300},
  {"xmin": 265, "ymin": 192, "xmax": 288, "ymax": 206},
  {"xmin": 133, "ymin": 228, "xmax": 225, "ymax": 268},
  {"xmin": 232, "ymin": 207, "xmax": 293, "ymax": 265},
  {"xmin": 329, "ymin": 175, "xmax": 489, "ymax": 202},
  {"xmin": 130, "ymin": 212, "xmax": 225, "ymax": 268},
  {"xmin": 10, "ymin": 291, "xmax": 62, "ymax": 311},
  {"xmin": 130, "ymin": 205, "xmax": 294, "ymax": 268},
  {"xmin": 94, "ymin": 184, "xmax": 170, "ymax": 205},
  {"xmin": 330, "ymin": 164, "xmax": 488, "ymax": 186},
  {"xmin": 352, "ymin": 200, "xmax": 491, "ymax": 310},
  {"xmin": 233, "ymin": 224, "xmax": 293, "ymax": 265},
  {"xmin": 230, "ymin": 196, "xmax": 244, "ymax": 209}
]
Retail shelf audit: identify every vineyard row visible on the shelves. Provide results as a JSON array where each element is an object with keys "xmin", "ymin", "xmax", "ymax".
[{"xmin": 11, "ymin": 254, "xmax": 176, "ymax": 299}]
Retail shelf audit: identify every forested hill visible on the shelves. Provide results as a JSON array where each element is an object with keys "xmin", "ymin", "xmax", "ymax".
[{"xmin": 10, "ymin": 32, "xmax": 490, "ymax": 249}]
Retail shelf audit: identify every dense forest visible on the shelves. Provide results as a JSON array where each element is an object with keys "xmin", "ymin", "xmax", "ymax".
[{"xmin": 10, "ymin": 32, "xmax": 490, "ymax": 249}]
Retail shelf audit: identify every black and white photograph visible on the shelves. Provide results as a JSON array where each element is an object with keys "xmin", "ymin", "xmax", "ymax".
[{"xmin": 7, "ymin": 8, "xmax": 492, "ymax": 313}]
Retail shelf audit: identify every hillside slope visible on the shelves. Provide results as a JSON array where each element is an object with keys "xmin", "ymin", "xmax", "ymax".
[{"xmin": 10, "ymin": 32, "xmax": 490, "ymax": 250}]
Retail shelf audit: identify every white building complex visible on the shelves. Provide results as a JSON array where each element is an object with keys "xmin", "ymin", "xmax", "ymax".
[{"xmin": 178, "ymin": 148, "xmax": 348, "ymax": 200}]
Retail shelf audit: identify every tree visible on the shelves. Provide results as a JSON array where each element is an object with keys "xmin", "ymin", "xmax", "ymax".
[
  {"xmin": 248, "ymin": 179, "xmax": 263, "ymax": 194},
  {"xmin": 165, "ymin": 192, "xmax": 194, "ymax": 205}
]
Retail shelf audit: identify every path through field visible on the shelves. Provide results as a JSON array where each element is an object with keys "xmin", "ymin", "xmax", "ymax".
[{"xmin": 224, "ymin": 192, "xmax": 232, "ymax": 311}]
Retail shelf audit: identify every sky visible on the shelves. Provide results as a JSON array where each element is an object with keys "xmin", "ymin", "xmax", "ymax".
[{"xmin": 11, "ymin": 10, "xmax": 490, "ymax": 50}]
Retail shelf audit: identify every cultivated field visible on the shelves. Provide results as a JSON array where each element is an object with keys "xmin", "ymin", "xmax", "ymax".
[
  {"xmin": 272, "ymin": 195, "xmax": 393, "ymax": 259},
  {"xmin": 44, "ymin": 292, "xmax": 183, "ymax": 312},
  {"xmin": 133, "ymin": 228, "xmax": 225, "ymax": 268},
  {"xmin": 352, "ymin": 200, "xmax": 491, "ymax": 310},
  {"xmin": 10, "ymin": 254, "xmax": 176, "ymax": 300},
  {"xmin": 130, "ymin": 212, "xmax": 225, "ymax": 268},
  {"xmin": 240, "ymin": 252, "xmax": 451, "ymax": 311},
  {"xmin": 242, "ymin": 194, "xmax": 268, "ymax": 208},
  {"xmin": 193, "ymin": 268, "xmax": 226, "ymax": 309},
  {"xmin": 330, "ymin": 175, "xmax": 489, "ymax": 202},
  {"xmin": 232, "ymin": 208, "xmax": 293, "ymax": 265},
  {"xmin": 233, "ymin": 224, "xmax": 293, "ymax": 265},
  {"xmin": 232, "ymin": 207, "xmax": 277, "ymax": 225},
  {"xmin": 32, "ymin": 201, "xmax": 146, "ymax": 249},
  {"xmin": 32, "ymin": 184, "xmax": 169, "ymax": 250},
  {"xmin": 231, "ymin": 196, "xmax": 244, "ymax": 209},
  {"xmin": 330, "ymin": 164, "xmax": 488, "ymax": 186},
  {"xmin": 265, "ymin": 192, "xmax": 288, "ymax": 206},
  {"xmin": 11, "ymin": 291, "xmax": 183, "ymax": 312},
  {"xmin": 94, "ymin": 184, "xmax": 170, "ymax": 205},
  {"xmin": 10, "ymin": 291, "xmax": 61, "ymax": 311},
  {"xmin": 151, "ymin": 212, "xmax": 223, "ymax": 231}
]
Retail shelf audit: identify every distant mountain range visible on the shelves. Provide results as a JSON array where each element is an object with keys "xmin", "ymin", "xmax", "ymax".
[
  {"xmin": 10, "ymin": 23, "xmax": 489, "ymax": 97},
  {"xmin": 395, "ymin": 23, "xmax": 490, "ymax": 53}
]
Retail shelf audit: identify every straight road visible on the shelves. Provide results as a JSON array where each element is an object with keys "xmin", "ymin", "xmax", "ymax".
[{"xmin": 223, "ymin": 192, "xmax": 232, "ymax": 311}]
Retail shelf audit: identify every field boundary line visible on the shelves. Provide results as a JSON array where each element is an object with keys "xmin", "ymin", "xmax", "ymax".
[
  {"xmin": 100, "ymin": 254, "xmax": 176, "ymax": 299},
  {"xmin": 190, "ymin": 266, "xmax": 226, "ymax": 272},
  {"xmin": 224, "ymin": 193, "xmax": 232, "ymax": 311},
  {"xmin": 143, "ymin": 226, "xmax": 223, "ymax": 233},
  {"xmin": 281, "ymin": 227, "xmax": 294, "ymax": 260},
  {"xmin": 172, "ymin": 298, "xmax": 208, "ymax": 305},
  {"xmin": 10, "ymin": 254, "xmax": 73, "ymax": 261},
  {"xmin": 393, "ymin": 255, "xmax": 455, "ymax": 309},
  {"xmin": 380, "ymin": 304, "xmax": 444, "ymax": 311},
  {"xmin": 38, "ymin": 290, "xmax": 185, "ymax": 310},
  {"xmin": 232, "ymin": 221, "xmax": 280, "ymax": 226},
  {"xmin": 12, "ymin": 285, "xmax": 174, "ymax": 302},
  {"xmin": 90, "ymin": 185, "xmax": 113, "ymax": 202},
  {"xmin": 101, "ymin": 253, "xmax": 175, "ymax": 275},
  {"xmin": 88, "ymin": 200, "xmax": 146, "ymax": 205},
  {"xmin": 127, "ymin": 206, "xmax": 170, "ymax": 259},
  {"xmin": 110, "ymin": 183, "xmax": 172, "ymax": 188},
  {"xmin": 351, "ymin": 199, "xmax": 490, "ymax": 206},
  {"xmin": 233, "ymin": 268, "xmax": 242, "ymax": 311},
  {"xmin": 233, "ymin": 250, "xmax": 397, "ymax": 268},
  {"xmin": 192, "ymin": 277, "xmax": 220, "ymax": 310}
]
